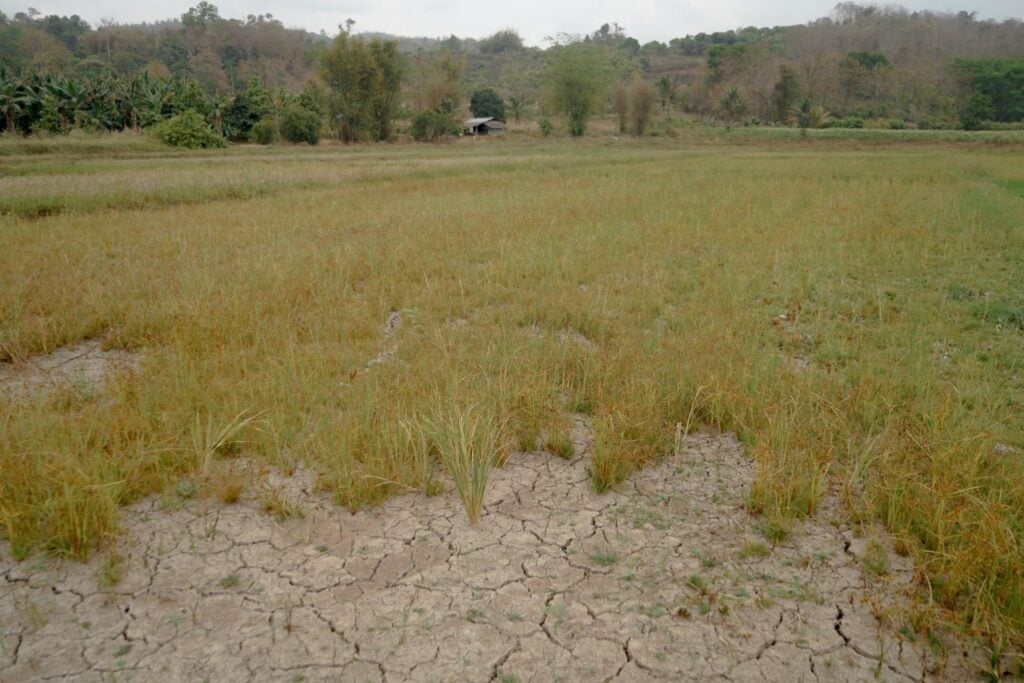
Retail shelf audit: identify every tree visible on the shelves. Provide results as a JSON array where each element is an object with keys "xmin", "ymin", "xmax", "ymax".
[
  {"xmin": 610, "ymin": 82, "xmax": 628, "ymax": 133},
  {"xmin": 792, "ymin": 97, "xmax": 829, "ymax": 130},
  {"xmin": 507, "ymin": 95, "xmax": 525, "ymax": 124},
  {"xmin": 181, "ymin": 2, "xmax": 220, "ymax": 28},
  {"xmin": 479, "ymin": 29, "xmax": 523, "ymax": 54},
  {"xmin": 771, "ymin": 66, "xmax": 800, "ymax": 123},
  {"xmin": 469, "ymin": 87, "xmax": 505, "ymax": 121},
  {"xmin": 417, "ymin": 51, "xmax": 463, "ymax": 115},
  {"xmin": 222, "ymin": 76, "xmax": 271, "ymax": 140},
  {"xmin": 953, "ymin": 58, "xmax": 1024, "ymax": 125},
  {"xmin": 320, "ymin": 34, "xmax": 403, "ymax": 142},
  {"xmin": 655, "ymin": 76, "xmax": 677, "ymax": 113},
  {"xmin": 629, "ymin": 78, "xmax": 656, "ymax": 136},
  {"xmin": 718, "ymin": 87, "xmax": 747, "ymax": 123},
  {"xmin": 544, "ymin": 42, "xmax": 612, "ymax": 136}
]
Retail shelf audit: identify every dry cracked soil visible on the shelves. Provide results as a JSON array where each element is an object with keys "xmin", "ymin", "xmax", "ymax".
[
  {"xmin": 0, "ymin": 420, "xmax": 990, "ymax": 682},
  {"xmin": 0, "ymin": 337, "xmax": 995, "ymax": 682}
]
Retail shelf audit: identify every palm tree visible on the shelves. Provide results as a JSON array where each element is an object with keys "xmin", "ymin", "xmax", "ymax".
[
  {"xmin": 656, "ymin": 76, "xmax": 677, "ymax": 113},
  {"xmin": 507, "ymin": 95, "xmax": 525, "ymax": 124}
]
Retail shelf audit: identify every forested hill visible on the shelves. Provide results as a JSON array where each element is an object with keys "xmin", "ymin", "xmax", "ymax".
[{"xmin": 1, "ymin": 2, "xmax": 1022, "ymax": 134}]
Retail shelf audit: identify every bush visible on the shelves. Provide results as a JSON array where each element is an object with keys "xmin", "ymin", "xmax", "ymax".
[
  {"xmin": 826, "ymin": 116, "xmax": 864, "ymax": 129},
  {"xmin": 149, "ymin": 110, "xmax": 225, "ymax": 149},
  {"xmin": 410, "ymin": 110, "xmax": 459, "ymax": 142},
  {"xmin": 538, "ymin": 117, "xmax": 553, "ymax": 136},
  {"xmin": 250, "ymin": 118, "xmax": 278, "ymax": 145},
  {"xmin": 279, "ymin": 107, "xmax": 320, "ymax": 145},
  {"xmin": 916, "ymin": 114, "xmax": 957, "ymax": 130}
]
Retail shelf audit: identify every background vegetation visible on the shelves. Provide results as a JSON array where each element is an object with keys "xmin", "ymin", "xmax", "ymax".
[{"xmin": 1, "ymin": 3, "xmax": 1023, "ymax": 144}]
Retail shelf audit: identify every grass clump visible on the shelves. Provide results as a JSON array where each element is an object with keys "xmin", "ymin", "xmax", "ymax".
[
  {"xmin": 97, "ymin": 552, "xmax": 125, "ymax": 587},
  {"xmin": 863, "ymin": 540, "xmax": 890, "ymax": 577},
  {"xmin": 419, "ymin": 403, "xmax": 506, "ymax": 524},
  {"xmin": 739, "ymin": 542, "xmax": 772, "ymax": 560},
  {"xmin": 259, "ymin": 487, "xmax": 305, "ymax": 522}
]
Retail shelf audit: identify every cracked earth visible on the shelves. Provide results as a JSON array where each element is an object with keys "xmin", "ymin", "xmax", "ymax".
[{"xmin": 0, "ymin": 416, "xmax": 988, "ymax": 682}]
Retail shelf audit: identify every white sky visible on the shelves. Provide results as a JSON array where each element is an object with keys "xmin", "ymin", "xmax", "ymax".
[{"xmin": 1, "ymin": 1, "xmax": 1020, "ymax": 45}]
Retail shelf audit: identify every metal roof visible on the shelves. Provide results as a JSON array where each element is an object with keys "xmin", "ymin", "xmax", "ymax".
[
  {"xmin": 482, "ymin": 120, "xmax": 506, "ymax": 128},
  {"xmin": 464, "ymin": 117, "xmax": 494, "ymax": 126}
]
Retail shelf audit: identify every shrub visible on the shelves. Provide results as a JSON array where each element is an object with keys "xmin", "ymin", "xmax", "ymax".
[
  {"xmin": 410, "ymin": 110, "xmax": 458, "ymax": 142},
  {"xmin": 149, "ymin": 110, "xmax": 225, "ymax": 149},
  {"xmin": 826, "ymin": 116, "xmax": 864, "ymax": 129},
  {"xmin": 278, "ymin": 106, "xmax": 320, "ymax": 145},
  {"xmin": 538, "ymin": 117, "xmax": 553, "ymax": 136},
  {"xmin": 250, "ymin": 118, "xmax": 278, "ymax": 145}
]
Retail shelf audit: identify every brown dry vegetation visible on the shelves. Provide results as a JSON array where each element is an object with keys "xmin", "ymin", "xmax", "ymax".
[{"xmin": 0, "ymin": 132, "xmax": 1022, "ymax": 653}]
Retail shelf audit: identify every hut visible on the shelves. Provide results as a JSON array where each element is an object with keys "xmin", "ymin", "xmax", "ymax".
[{"xmin": 463, "ymin": 117, "xmax": 506, "ymax": 136}]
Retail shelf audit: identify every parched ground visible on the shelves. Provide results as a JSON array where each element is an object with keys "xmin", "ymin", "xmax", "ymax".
[{"xmin": 0, "ymin": 418, "xmax": 986, "ymax": 682}]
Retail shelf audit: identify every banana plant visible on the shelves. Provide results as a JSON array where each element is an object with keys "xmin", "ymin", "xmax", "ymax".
[{"xmin": 0, "ymin": 69, "xmax": 33, "ymax": 133}]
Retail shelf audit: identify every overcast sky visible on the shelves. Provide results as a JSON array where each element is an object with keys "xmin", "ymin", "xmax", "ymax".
[{"xmin": 1, "ymin": 1, "xmax": 1020, "ymax": 45}]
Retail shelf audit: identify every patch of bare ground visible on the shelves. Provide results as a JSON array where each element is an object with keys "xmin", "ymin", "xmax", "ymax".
[
  {"xmin": 0, "ymin": 425, "xmax": 994, "ymax": 681},
  {"xmin": 0, "ymin": 340, "xmax": 141, "ymax": 400}
]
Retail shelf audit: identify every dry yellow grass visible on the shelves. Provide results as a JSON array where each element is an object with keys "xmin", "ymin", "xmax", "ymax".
[{"xmin": 0, "ymin": 136, "xmax": 1022, "ymax": 649}]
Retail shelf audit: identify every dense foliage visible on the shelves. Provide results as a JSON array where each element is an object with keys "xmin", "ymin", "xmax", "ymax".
[
  {"xmin": 469, "ymin": 87, "xmax": 505, "ymax": 121},
  {"xmin": 278, "ymin": 104, "xmax": 320, "ymax": 144},
  {"xmin": 319, "ymin": 33, "xmax": 403, "ymax": 142}
]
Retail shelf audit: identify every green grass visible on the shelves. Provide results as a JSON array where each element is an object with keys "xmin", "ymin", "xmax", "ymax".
[{"xmin": 0, "ymin": 135, "xmax": 1022, "ymax": 648}]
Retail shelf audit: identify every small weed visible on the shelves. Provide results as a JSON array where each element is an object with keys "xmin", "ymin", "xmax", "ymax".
[
  {"xmin": 546, "ymin": 431, "xmax": 575, "ymax": 459},
  {"xmin": 97, "ymin": 552, "xmax": 124, "ymax": 587},
  {"xmin": 687, "ymin": 575, "xmax": 708, "ymax": 594},
  {"xmin": 590, "ymin": 552, "xmax": 618, "ymax": 567},
  {"xmin": 632, "ymin": 507, "xmax": 668, "ymax": 530},
  {"xmin": 219, "ymin": 574, "xmax": 240, "ymax": 589},
  {"xmin": 897, "ymin": 625, "xmax": 918, "ymax": 643},
  {"xmin": 863, "ymin": 540, "xmax": 890, "ymax": 576},
  {"xmin": 975, "ymin": 300, "xmax": 1024, "ymax": 331},
  {"xmin": 208, "ymin": 467, "xmax": 246, "ymax": 504},
  {"xmin": 947, "ymin": 284, "xmax": 976, "ymax": 302},
  {"xmin": 315, "ymin": 544, "xmax": 328, "ymax": 553},
  {"xmin": 544, "ymin": 603, "xmax": 565, "ymax": 618},
  {"xmin": 259, "ymin": 487, "xmax": 305, "ymax": 522},
  {"xmin": 175, "ymin": 479, "xmax": 198, "ymax": 500},
  {"xmin": 642, "ymin": 603, "xmax": 668, "ymax": 618},
  {"xmin": 695, "ymin": 551, "xmax": 717, "ymax": 569},
  {"xmin": 114, "ymin": 643, "xmax": 132, "ymax": 657},
  {"xmin": 466, "ymin": 608, "xmax": 488, "ymax": 624},
  {"xmin": 759, "ymin": 520, "xmax": 789, "ymax": 544},
  {"xmin": 739, "ymin": 542, "xmax": 772, "ymax": 560},
  {"xmin": 500, "ymin": 675, "xmax": 521, "ymax": 683}
]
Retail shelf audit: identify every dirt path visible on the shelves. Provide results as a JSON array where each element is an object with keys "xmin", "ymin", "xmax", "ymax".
[{"xmin": 1, "ymin": 423, "xmax": 981, "ymax": 682}]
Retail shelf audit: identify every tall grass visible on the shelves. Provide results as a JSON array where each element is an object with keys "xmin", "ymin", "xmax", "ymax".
[
  {"xmin": 0, "ymin": 140, "xmax": 1021, "ymax": 646},
  {"xmin": 417, "ymin": 403, "xmax": 506, "ymax": 523}
]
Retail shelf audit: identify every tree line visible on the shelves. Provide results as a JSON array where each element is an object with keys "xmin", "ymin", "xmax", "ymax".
[{"xmin": 1, "ymin": 2, "xmax": 1023, "ymax": 145}]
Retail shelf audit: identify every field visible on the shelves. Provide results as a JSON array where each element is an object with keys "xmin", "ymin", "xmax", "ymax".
[{"xmin": 1, "ymin": 130, "xmax": 1023, "ymax": 672}]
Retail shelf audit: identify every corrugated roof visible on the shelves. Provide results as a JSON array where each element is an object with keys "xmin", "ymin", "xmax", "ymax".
[
  {"xmin": 482, "ymin": 120, "xmax": 506, "ymax": 128},
  {"xmin": 464, "ymin": 117, "xmax": 494, "ymax": 126}
]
